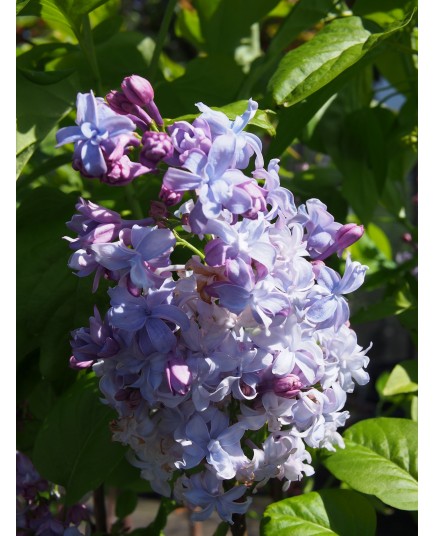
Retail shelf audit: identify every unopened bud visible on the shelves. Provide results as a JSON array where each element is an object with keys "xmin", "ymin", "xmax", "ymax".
[{"xmin": 121, "ymin": 75, "xmax": 154, "ymax": 106}]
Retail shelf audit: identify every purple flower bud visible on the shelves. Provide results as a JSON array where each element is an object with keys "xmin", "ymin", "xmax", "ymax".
[
  {"xmin": 159, "ymin": 184, "xmax": 183, "ymax": 206},
  {"xmin": 106, "ymin": 90, "xmax": 153, "ymax": 127},
  {"xmin": 121, "ymin": 75, "xmax": 154, "ymax": 106},
  {"xmin": 335, "ymin": 223, "xmax": 364, "ymax": 255},
  {"xmin": 166, "ymin": 355, "xmax": 191, "ymax": 395},
  {"xmin": 272, "ymin": 374, "xmax": 302, "ymax": 399},
  {"xmin": 140, "ymin": 131, "xmax": 174, "ymax": 168}
]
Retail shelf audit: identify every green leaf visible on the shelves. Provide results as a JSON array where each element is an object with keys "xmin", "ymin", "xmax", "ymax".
[
  {"xmin": 16, "ymin": 71, "xmax": 75, "ymax": 176},
  {"xmin": 195, "ymin": 0, "xmax": 280, "ymax": 55},
  {"xmin": 40, "ymin": 0, "xmax": 112, "ymax": 36},
  {"xmin": 352, "ymin": 0, "xmax": 417, "ymax": 28},
  {"xmin": 382, "ymin": 360, "xmax": 418, "ymax": 396},
  {"xmin": 337, "ymin": 108, "xmax": 387, "ymax": 224},
  {"xmin": 156, "ymin": 56, "xmax": 244, "ymax": 117},
  {"xmin": 17, "ymin": 67, "xmax": 75, "ymax": 85},
  {"xmin": 213, "ymin": 522, "xmax": 229, "ymax": 536},
  {"xmin": 261, "ymin": 489, "xmax": 376, "ymax": 535},
  {"xmin": 116, "ymin": 490, "xmax": 138, "ymax": 519},
  {"xmin": 17, "ymin": 0, "xmax": 32, "ymax": 14},
  {"xmin": 175, "ymin": 5, "xmax": 204, "ymax": 50},
  {"xmin": 33, "ymin": 374, "xmax": 126, "ymax": 505},
  {"xmin": 411, "ymin": 395, "xmax": 418, "ymax": 421},
  {"xmin": 267, "ymin": 0, "xmax": 336, "ymax": 56},
  {"xmin": 265, "ymin": 52, "xmax": 375, "ymax": 158},
  {"xmin": 323, "ymin": 418, "xmax": 418, "ymax": 511},
  {"xmin": 16, "ymin": 187, "xmax": 107, "ymax": 376},
  {"xmin": 269, "ymin": 15, "xmax": 412, "ymax": 106}
]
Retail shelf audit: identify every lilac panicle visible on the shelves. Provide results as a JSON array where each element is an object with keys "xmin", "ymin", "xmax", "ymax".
[{"xmin": 62, "ymin": 85, "xmax": 372, "ymax": 524}]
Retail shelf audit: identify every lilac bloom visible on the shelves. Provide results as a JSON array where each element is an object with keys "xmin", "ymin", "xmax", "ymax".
[
  {"xmin": 91, "ymin": 225, "xmax": 175, "ymax": 289},
  {"xmin": 292, "ymin": 199, "xmax": 342, "ymax": 259},
  {"xmin": 108, "ymin": 280, "xmax": 190, "ymax": 353},
  {"xmin": 204, "ymin": 215, "xmax": 276, "ymax": 272},
  {"xmin": 70, "ymin": 307, "xmax": 120, "ymax": 369},
  {"xmin": 253, "ymin": 159, "xmax": 297, "ymax": 221},
  {"xmin": 271, "ymin": 317, "xmax": 324, "ymax": 384},
  {"xmin": 183, "ymin": 471, "xmax": 251, "ymax": 523},
  {"xmin": 56, "ymin": 91, "xmax": 137, "ymax": 178},
  {"xmin": 195, "ymin": 98, "xmax": 264, "ymax": 169},
  {"xmin": 176, "ymin": 410, "xmax": 248, "ymax": 479},
  {"xmin": 207, "ymin": 277, "xmax": 289, "ymax": 329},
  {"xmin": 65, "ymin": 197, "xmax": 153, "ymax": 250},
  {"xmin": 165, "ymin": 117, "xmax": 212, "ymax": 166},
  {"xmin": 305, "ymin": 254, "xmax": 368, "ymax": 330},
  {"xmin": 163, "ymin": 135, "xmax": 255, "ymax": 225}
]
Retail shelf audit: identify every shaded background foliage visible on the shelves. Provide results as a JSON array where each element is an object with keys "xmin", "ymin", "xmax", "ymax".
[{"xmin": 16, "ymin": 0, "xmax": 418, "ymax": 534}]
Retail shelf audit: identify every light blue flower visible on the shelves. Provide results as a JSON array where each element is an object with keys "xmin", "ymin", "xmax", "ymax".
[{"xmin": 56, "ymin": 91, "xmax": 136, "ymax": 177}]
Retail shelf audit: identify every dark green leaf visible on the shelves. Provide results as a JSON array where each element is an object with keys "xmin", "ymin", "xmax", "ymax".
[
  {"xmin": 323, "ymin": 418, "xmax": 418, "ymax": 511},
  {"xmin": 337, "ymin": 108, "xmax": 387, "ymax": 223},
  {"xmin": 17, "ymin": 0, "xmax": 32, "ymax": 15},
  {"xmin": 213, "ymin": 522, "xmax": 229, "ymax": 536},
  {"xmin": 195, "ymin": 0, "xmax": 280, "ymax": 55},
  {"xmin": 156, "ymin": 56, "xmax": 244, "ymax": 117},
  {"xmin": 33, "ymin": 374, "xmax": 126, "ymax": 505},
  {"xmin": 28, "ymin": 380, "xmax": 57, "ymax": 420},
  {"xmin": 92, "ymin": 15, "xmax": 123, "ymax": 44},
  {"xmin": 40, "ymin": 0, "xmax": 112, "ymax": 36},
  {"xmin": 269, "ymin": 15, "xmax": 412, "ymax": 106},
  {"xmin": 261, "ymin": 489, "xmax": 376, "ymax": 535},
  {"xmin": 17, "ymin": 67, "xmax": 75, "ymax": 85},
  {"xmin": 267, "ymin": 0, "xmax": 336, "ymax": 56},
  {"xmin": 175, "ymin": 5, "xmax": 204, "ymax": 50},
  {"xmin": 352, "ymin": 0, "xmax": 417, "ymax": 28},
  {"xmin": 116, "ymin": 490, "xmax": 138, "ymax": 519},
  {"xmin": 265, "ymin": 53, "xmax": 376, "ymax": 158},
  {"xmin": 16, "ymin": 71, "xmax": 75, "ymax": 176},
  {"xmin": 383, "ymin": 360, "xmax": 418, "ymax": 396}
]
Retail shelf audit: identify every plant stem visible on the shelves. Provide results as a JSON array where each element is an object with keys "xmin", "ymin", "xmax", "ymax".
[
  {"xmin": 79, "ymin": 14, "xmax": 102, "ymax": 95},
  {"xmin": 93, "ymin": 485, "xmax": 108, "ymax": 534},
  {"xmin": 148, "ymin": 0, "xmax": 178, "ymax": 82},
  {"xmin": 173, "ymin": 230, "xmax": 205, "ymax": 259},
  {"xmin": 230, "ymin": 513, "xmax": 247, "ymax": 536}
]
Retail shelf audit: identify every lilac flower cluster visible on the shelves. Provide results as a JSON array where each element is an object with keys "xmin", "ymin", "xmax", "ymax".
[
  {"xmin": 16, "ymin": 452, "xmax": 89, "ymax": 536},
  {"xmin": 61, "ymin": 77, "xmax": 370, "ymax": 524}
]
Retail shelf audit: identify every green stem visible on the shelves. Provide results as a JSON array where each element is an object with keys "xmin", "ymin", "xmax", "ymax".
[
  {"xmin": 125, "ymin": 183, "xmax": 145, "ymax": 219},
  {"xmin": 79, "ymin": 14, "xmax": 102, "ymax": 95},
  {"xmin": 148, "ymin": 0, "xmax": 178, "ymax": 82},
  {"xmin": 173, "ymin": 230, "xmax": 205, "ymax": 260}
]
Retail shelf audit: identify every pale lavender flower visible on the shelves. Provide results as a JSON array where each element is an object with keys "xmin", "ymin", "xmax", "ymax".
[
  {"xmin": 305, "ymin": 254, "xmax": 368, "ymax": 330},
  {"xmin": 91, "ymin": 224, "xmax": 176, "ymax": 289},
  {"xmin": 181, "ymin": 470, "xmax": 252, "ymax": 523},
  {"xmin": 108, "ymin": 280, "xmax": 190, "ymax": 353},
  {"xmin": 56, "ymin": 91, "xmax": 139, "ymax": 180}
]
